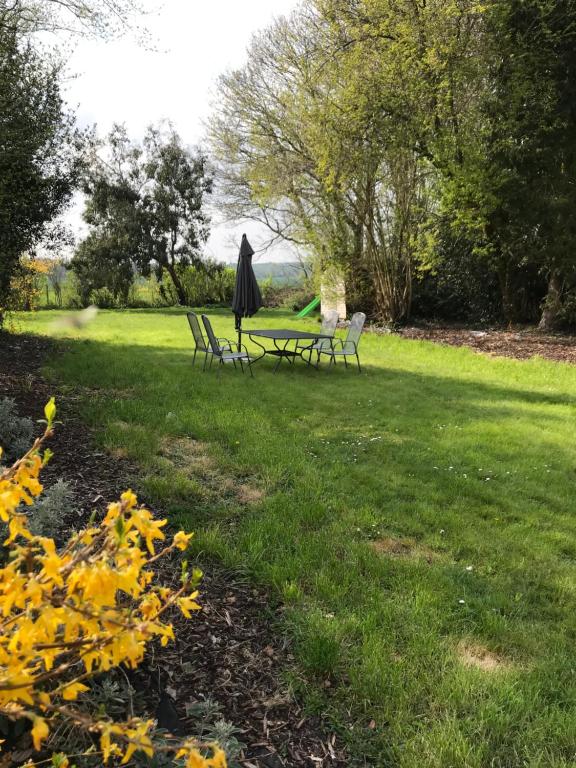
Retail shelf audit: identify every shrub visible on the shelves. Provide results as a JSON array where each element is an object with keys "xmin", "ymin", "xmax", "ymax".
[
  {"xmin": 287, "ymin": 286, "xmax": 316, "ymax": 313},
  {"xmin": 6, "ymin": 256, "xmax": 49, "ymax": 312},
  {"xmin": 178, "ymin": 262, "xmax": 236, "ymax": 307},
  {"xmin": 0, "ymin": 397, "xmax": 33, "ymax": 464},
  {"xmin": 27, "ymin": 478, "xmax": 75, "ymax": 537},
  {"xmin": 0, "ymin": 399, "xmax": 226, "ymax": 768},
  {"xmin": 259, "ymin": 278, "xmax": 294, "ymax": 308},
  {"xmin": 90, "ymin": 286, "xmax": 118, "ymax": 309}
]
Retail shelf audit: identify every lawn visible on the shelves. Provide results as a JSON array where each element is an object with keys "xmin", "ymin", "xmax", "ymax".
[{"xmin": 13, "ymin": 307, "xmax": 576, "ymax": 767}]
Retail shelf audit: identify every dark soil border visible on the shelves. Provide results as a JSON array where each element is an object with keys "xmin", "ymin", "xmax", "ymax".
[{"xmin": 394, "ymin": 324, "xmax": 576, "ymax": 364}]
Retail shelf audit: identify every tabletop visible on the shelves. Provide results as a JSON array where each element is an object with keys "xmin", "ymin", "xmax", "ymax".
[{"xmin": 246, "ymin": 329, "xmax": 333, "ymax": 340}]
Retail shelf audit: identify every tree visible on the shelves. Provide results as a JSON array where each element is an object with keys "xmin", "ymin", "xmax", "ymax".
[
  {"xmin": 78, "ymin": 124, "xmax": 212, "ymax": 306},
  {"xmin": 71, "ymin": 232, "xmax": 135, "ymax": 305},
  {"xmin": 481, "ymin": 0, "xmax": 576, "ymax": 328},
  {"xmin": 209, "ymin": 0, "xmax": 485, "ymax": 322},
  {"xmin": 0, "ymin": 25, "xmax": 82, "ymax": 321},
  {"xmin": 211, "ymin": 0, "xmax": 576, "ymax": 326},
  {"xmin": 0, "ymin": 0, "xmax": 146, "ymax": 40},
  {"xmin": 45, "ymin": 258, "xmax": 67, "ymax": 306},
  {"xmin": 398, "ymin": 0, "xmax": 576, "ymax": 327}
]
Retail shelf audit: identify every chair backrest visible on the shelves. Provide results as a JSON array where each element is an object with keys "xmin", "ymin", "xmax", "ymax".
[
  {"xmin": 344, "ymin": 312, "xmax": 366, "ymax": 351},
  {"xmin": 187, "ymin": 312, "xmax": 208, "ymax": 352},
  {"xmin": 320, "ymin": 309, "xmax": 339, "ymax": 335},
  {"xmin": 201, "ymin": 315, "xmax": 222, "ymax": 356},
  {"xmin": 316, "ymin": 309, "xmax": 339, "ymax": 350}
]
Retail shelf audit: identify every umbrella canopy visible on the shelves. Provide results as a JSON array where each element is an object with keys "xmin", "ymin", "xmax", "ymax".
[{"xmin": 232, "ymin": 234, "xmax": 262, "ymax": 335}]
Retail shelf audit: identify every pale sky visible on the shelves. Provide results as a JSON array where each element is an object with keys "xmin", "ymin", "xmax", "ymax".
[{"xmin": 59, "ymin": 0, "xmax": 300, "ymax": 264}]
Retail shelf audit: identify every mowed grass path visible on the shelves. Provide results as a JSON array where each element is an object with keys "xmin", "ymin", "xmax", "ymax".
[{"xmin": 15, "ymin": 308, "xmax": 576, "ymax": 767}]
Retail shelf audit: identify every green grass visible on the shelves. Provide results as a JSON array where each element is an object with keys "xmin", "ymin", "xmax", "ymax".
[{"xmin": 14, "ymin": 307, "xmax": 576, "ymax": 766}]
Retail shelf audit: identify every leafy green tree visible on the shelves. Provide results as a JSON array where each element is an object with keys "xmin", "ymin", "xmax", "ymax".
[
  {"xmin": 210, "ymin": 0, "xmax": 486, "ymax": 322},
  {"xmin": 71, "ymin": 232, "xmax": 135, "ymax": 305},
  {"xmin": 0, "ymin": 25, "xmax": 81, "ymax": 321},
  {"xmin": 77, "ymin": 124, "xmax": 212, "ymax": 306},
  {"xmin": 482, "ymin": 0, "xmax": 576, "ymax": 328},
  {"xmin": 212, "ymin": 0, "xmax": 576, "ymax": 326},
  {"xmin": 408, "ymin": 0, "xmax": 576, "ymax": 326}
]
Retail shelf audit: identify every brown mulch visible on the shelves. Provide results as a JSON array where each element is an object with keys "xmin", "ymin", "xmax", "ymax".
[
  {"xmin": 0, "ymin": 331, "xmax": 348, "ymax": 768},
  {"xmin": 394, "ymin": 324, "xmax": 576, "ymax": 364}
]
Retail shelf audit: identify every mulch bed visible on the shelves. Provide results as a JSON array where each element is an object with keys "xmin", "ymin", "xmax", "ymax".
[
  {"xmin": 394, "ymin": 324, "xmax": 576, "ymax": 364},
  {"xmin": 0, "ymin": 331, "xmax": 348, "ymax": 768}
]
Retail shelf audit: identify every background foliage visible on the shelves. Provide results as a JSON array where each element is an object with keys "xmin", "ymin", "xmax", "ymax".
[{"xmin": 209, "ymin": 0, "xmax": 576, "ymax": 328}]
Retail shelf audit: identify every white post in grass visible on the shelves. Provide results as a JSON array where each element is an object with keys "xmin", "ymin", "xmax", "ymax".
[{"xmin": 321, "ymin": 268, "xmax": 346, "ymax": 320}]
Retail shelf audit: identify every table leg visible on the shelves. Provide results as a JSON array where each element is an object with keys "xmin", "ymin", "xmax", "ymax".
[
  {"xmin": 272, "ymin": 338, "xmax": 291, "ymax": 372},
  {"xmin": 247, "ymin": 334, "xmax": 268, "ymax": 364}
]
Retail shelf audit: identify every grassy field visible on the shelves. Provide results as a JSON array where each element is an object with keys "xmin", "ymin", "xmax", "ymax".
[{"xmin": 14, "ymin": 307, "xmax": 576, "ymax": 767}]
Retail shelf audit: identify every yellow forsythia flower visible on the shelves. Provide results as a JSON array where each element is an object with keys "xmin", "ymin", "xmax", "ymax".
[
  {"xmin": 31, "ymin": 717, "xmax": 49, "ymax": 750},
  {"xmin": 61, "ymin": 682, "xmax": 89, "ymax": 701},
  {"xmin": 178, "ymin": 592, "xmax": 201, "ymax": 618},
  {"xmin": 174, "ymin": 531, "xmax": 194, "ymax": 550},
  {"xmin": 0, "ymin": 404, "xmax": 225, "ymax": 768}
]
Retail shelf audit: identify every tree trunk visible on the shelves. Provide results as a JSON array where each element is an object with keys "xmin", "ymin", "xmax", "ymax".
[
  {"xmin": 496, "ymin": 260, "xmax": 516, "ymax": 326},
  {"xmin": 538, "ymin": 270, "xmax": 563, "ymax": 331},
  {"xmin": 164, "ymin": 261, "xmax": 187, "ymax": 306}
]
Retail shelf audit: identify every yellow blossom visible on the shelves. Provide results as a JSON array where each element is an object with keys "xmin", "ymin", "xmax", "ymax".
[
  {"xmin": 0, "ymin": 408, "xmax": 216, "ymax": 768},
  {"xmin": 31, "ymin": 716, "xmax": 49, "ymax": 750},
  {"xmin": 173, "ymin": 531, "xmax": 194, "ymax": 550},
  {"xmin": 61, "ymin": 682, "xmax": 89, "ymax": 701},
  {"xmin": 121, "ymin": 489, "xmax": 138, "ymax": 509},
  {"xmin": 178, "ymin": 592, "xmax": 201, "ymax": 618}
]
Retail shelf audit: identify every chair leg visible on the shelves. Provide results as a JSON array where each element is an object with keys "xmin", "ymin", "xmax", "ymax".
[
  {"xmin": 356, "ymin": 353, "xmax": 361, "ymax": 373},
  {"xmin": 192, "ymin": 349, "xmax": 197, "ymax": 367},
  {"xmin": 203, "ymin": 352, "xmax": 208, "ymax": 371},
  {"xmin": 239, "ymin": 358, "xmax": 245, "ymax": 374},
  {"xmin": 248, "ymin": 360, "xmax": 254, "ymax": 378},
  {"xmin": 344, "ymin": 355, "xmax": 349, "ymax": 368}
]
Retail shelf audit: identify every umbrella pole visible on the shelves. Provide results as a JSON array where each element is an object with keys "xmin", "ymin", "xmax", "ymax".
[{"xmin": 238, "ymin": 319, "xmax": 242, "ymax": 351}]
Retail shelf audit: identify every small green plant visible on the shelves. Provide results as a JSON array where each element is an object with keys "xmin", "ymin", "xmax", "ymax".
[
  {"xmin": 0, "ymin": 397, "xmax": 33, "ymax": 463},
  {"xmin": 27, "ymin": 478, "xmax": 75, "ymax": 537},
  {"xmin": 203, "ymin": 721, "xmax": 246, "ymax": 767},
  {"xmin": 282, "ymin": 580, "xmax": 302, "ymax": 603},
  {"xmin": 185, "ymin": 698, "xmax": 224, "ymax": 726}
]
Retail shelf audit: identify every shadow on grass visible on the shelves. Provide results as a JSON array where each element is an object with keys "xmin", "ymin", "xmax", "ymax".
[{"xmin": 45, "ymin": 335, "xmax": 576, "ymax": 417}]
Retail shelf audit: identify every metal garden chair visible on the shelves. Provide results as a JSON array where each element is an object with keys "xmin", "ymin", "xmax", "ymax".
[
  {"xmin": 186, "ymin": 312, "xmax": 230, "ymax": 370},
  {"xmin": 318, "ymin": 311, "xmax": 366, "ymax": 373},
  {"xmin": 295, "ymin": 309, "xmax": 339, "ymax": 366},
  {"xmin": 201, "ymin": 314, "xmax": 254, "ymax": 377}
]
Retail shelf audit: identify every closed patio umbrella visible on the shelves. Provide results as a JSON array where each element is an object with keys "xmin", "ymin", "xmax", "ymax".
[{"xmin": 232, "ymin": 234, "xmax": 262, "ymax": 346}]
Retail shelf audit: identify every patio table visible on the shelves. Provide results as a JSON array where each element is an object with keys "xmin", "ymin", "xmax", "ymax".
[{"xmin": 245, "ymin": 328, "xmax": 333, "ymax": 372}]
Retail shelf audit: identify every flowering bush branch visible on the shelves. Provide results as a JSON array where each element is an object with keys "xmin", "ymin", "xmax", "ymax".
[{"xmin": 0, "ymin": 399, "xmax": 226, "ymax": 767}]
